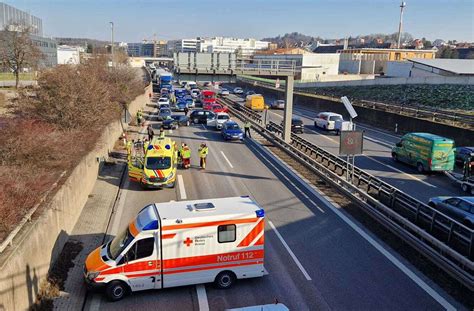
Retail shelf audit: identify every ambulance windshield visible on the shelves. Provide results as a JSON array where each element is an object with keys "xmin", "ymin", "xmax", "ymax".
[
  {"xmin": 108, "ymin": 228, "xmax": 134, "ymax": 260},
  {"xmin": 146, "ymin": 156, "xmax": 171, "ymax": 170}
]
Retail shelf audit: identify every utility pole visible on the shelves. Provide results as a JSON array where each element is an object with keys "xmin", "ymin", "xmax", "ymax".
[
  {"xmin": 397, "ymin": 2, "xmax": 406, "ymax": 49},
  {"xmin": 110, "ymin": 21, "xmax": 114, "ymax": 67}
]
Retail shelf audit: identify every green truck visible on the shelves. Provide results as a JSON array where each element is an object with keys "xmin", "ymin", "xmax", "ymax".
[{"xmin": 391, "ymin": 132, "xmax": 455, "ymax": 173}]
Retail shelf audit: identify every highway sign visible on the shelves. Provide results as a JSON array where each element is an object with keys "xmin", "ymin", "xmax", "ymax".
[
  {"xmin": 339, "ymin": 130, "xmax": 363, "ymax": 155},
  {"xmin": 341, "ymin": 96, "xmax": 358, "ymax": 119}
]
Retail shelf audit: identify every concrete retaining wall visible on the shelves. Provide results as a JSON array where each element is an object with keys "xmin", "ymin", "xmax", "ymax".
[
  {"xmin": 0, "ymin": 84, "xmax": 152, "ymax": 311},
  {"xmin": 237, "ymin": 81, "xmax": 474, "ymax": 146}
]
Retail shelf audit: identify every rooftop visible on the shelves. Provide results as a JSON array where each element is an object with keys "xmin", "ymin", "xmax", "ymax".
[{"xmin": 408, "ymin": 58, "xmax": 474, "ymax": 75}]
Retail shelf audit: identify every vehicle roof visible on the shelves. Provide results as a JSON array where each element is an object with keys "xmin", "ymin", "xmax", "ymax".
[
  {"xmin": 318, "ymin": 112, "xmax": 342, "ymax": 116},
  {"xmin": 406, "ymin": 132, "xmax": 454, "ymax": 142},
  {"xmin": 292, "ymin": 117, "xmax": 303, "ymax": 121},
  {"xmin": 140, "ymin": 197, "xmax": 262, "ymax": 228}
]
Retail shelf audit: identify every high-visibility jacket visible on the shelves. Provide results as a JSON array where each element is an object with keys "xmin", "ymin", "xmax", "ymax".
[
  {"xmin": 198, "ymin": 146, "xmax": 208, "ymax": 158},
  {"xmin": 182, "ymin": 147, "xmax": 191, "ymax": 159},
  {"xmin": 244, "ymin": 122, "xmax": 251, "ymax": 129},
  {"xmin": 137, "ymin": 110, "xmax": 142, "ymax": 118}
]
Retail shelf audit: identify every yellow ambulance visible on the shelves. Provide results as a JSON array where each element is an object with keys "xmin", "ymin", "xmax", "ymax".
[{"xmin": 128, "ymin": 137, "xmax": 178, "ymax": 188}]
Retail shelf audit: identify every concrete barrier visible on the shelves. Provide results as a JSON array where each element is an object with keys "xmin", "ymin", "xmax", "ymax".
[
  {"xmin": 237, "ymin": 81, "xmax": 474, "ymax": 146},
  {"xmin": 0, "ymin": 84, "xmax": 152, "ymax": 311}
]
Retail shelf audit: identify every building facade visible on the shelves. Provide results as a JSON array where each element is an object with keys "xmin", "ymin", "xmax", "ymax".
[
  {"xmin": 57, "ymin": 45, "xmax": 80, "ymax": 65},
  {"xmin": 174, "ymin": 37, "xmax": 270, "ymax": 56},
  {"xmin": 253, "ymin": 53, "xmax": 340, "ymax": 81},
  {"xmin": 0, "ymin": 2, "xmax": 42, "ymax": 35},
  {"xmin": 338, "ymin": 48, "xmax": 435, "ymax": 61}
]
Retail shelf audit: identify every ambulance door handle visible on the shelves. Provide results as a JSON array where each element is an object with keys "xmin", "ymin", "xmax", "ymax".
[{"xmin": 148, "ymin": 261, "xmax": 153, "ymax": 266}]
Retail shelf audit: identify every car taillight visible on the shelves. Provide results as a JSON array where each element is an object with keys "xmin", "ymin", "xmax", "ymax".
[{"xmin": 427, "ymin": 158, "xmax": 432, "ymax": 167}]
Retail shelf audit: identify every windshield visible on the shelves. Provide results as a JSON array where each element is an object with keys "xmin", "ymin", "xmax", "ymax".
[
  {"xmin": 329, "ymin": 116, "xmax": 343, "ymax": 121},
  {"xmin": 159, "ymin": 98, "xmax": 167, "ymax": 102},
  {"xmin": 108, "ymin": 228, "xmax": 134, "ymax": 260},
  {"xmin": 217, "ymin": 115, "xmax": 230, "ymax": 120},
  {"xmin": 226, "ymin": 124, "xmax": 240, "ymax": 130},
  {"xmin": 146, "ymin": 156, "xmax": 171, "ymax": 170},
  {"xmin": 160, "ymin": 109, "xmax": 171, "ymax": 115}
]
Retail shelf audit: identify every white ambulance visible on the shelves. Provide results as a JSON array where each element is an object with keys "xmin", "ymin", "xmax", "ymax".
[{"xmin": 84, "ymin": 196, "xmax": 265, "ymax": 301}]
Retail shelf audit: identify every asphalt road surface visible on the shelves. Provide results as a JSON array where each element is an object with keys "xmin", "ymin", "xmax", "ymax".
[{"xmin": 83, "ymin": 105, "xmax": 458, "ymax": 310}]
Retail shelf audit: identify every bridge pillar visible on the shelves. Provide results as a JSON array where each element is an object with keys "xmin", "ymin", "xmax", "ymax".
[{"xmin": 283, "ymin": 75, "xmax": 294, "ymax": 143}]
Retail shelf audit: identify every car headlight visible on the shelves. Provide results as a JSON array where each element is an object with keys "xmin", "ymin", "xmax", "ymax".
[
  {"xmin": 165, "ymin": 171, "xmax": 174, "ymax": 181},
  {"xmin": 86, "ymin": 271, "xmax": 100, "ymax": 281}
]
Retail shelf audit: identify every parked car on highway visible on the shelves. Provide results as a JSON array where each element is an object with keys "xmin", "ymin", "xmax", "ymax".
[
  {"xmin": 190, "ymin": 109, "xmax": 216, "ymax": 124},
  {"xmin": 270, "ymin": 99, "xmax": 285, "ymax": 109},
  {"xmin": 162, "ymin": 115, "xmax": 190, "ymax": 129},
  {"xmin": 454, "ymin": 147, "xmax": 474, "ymax": 167},
  {"xmin": 219, "ymin": 88, "xmax": 230, "ymax": 96},
  {"xmin": 392, "ymin": 132, "xmax": 455, "ymax": 173},
  {"xmin": 314, "ymin": 112, "xmax": 343, "ymax": 130},
  {"xmin": 207, "ymin": 112, "xmax": 230, "ymax": 130},
  {"xmin": 281, "ymin": 117, "xmax": 304, "ymax": 134},
  {"xmin": 191, "ymin": 89, "xmax": 201, "ymax": 99},
  {"xmin": 185, "ymin": 96, "xmax": 195, "ymax": 108},
  {"xmin": 245, "ymin": 90, "xmax": 256, "ymax": 97},
  {"xmin": 222, "ymin": 121, "xmax": 244, "ymax": 141},
  {"xmin": 157, "ymin": 108, "xmax": 172, "ymax": 121},
  {"xmin": 211, "ymin": 104, "xmax": 228, "ymax": 113},
  {"xmin": 158, "ymin": 97, "xmax": 170, "ymax": 107},
  {"xmin": 428, "ymin": 196, "xmax": 474, "ymax": 228},
  {"xmin": 175, "ymin": 100, "xmax": 188, "ymax": 112},
  {"xmin": 233, "ymin": 87, "xmax": 243, "ymax": 94}
]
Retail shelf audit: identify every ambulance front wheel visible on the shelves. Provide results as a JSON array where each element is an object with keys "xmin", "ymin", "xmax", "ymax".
[
  {"xmin": 214, "ymin": 271, "xmax": 236, "ymax": 289},
  {"xmin": 106, "ymin": 281, "xmax": 129, "ymax": 301}
]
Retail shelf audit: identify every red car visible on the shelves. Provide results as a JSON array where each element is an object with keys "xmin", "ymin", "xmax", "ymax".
[
  {"xmin": 203, "ymin": 103, "xmax": 213, "ymax": 111},
  {"xmin": 211, "ymin": 104, "xmax": 228, "ymax": 113}
]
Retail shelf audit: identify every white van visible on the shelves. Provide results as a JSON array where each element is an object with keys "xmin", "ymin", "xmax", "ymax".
[
  {"xmin": 84, "ymin": 196, "xmax": 265, "ymax": 301},
  {"xmin": 314, "ymin": 112, "xmax": 344, "ymax": 130}
]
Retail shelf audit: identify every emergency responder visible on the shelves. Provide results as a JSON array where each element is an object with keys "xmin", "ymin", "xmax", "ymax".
[
  {"xmin": 147, "ymin": 124, "xmax": 154, "ymax": 141},
  {"xmin": 182, "ymin": 144, "xmax": 191, "ymax": 169},
  {"xmin": 244, "ymin": 120, "xmax": 251, "ymax": 138},
  {"xmin": 126, "ymin": 139, "xmax": 134, "ymax": 161},
  {"xmin": 143, "ymin": 138, "xmax": 150, "ymax": 154},
  {"xmin": 136, "ymin": 109, "xmax": 143, "ymax": 126},
  {"xmin": 178, "ymin": 143, "xmax": 185, "ymax": 167},
  {"xmin": 159, "ymin": 125, "xmax": 165, "ymax": 138},
  {"xmin": 198, "ymin": 143, "xmax": 209, "ymax": 169},
  {"xmin": 463, "ymin": 154, "xmax": 473, "ymax": 179}
]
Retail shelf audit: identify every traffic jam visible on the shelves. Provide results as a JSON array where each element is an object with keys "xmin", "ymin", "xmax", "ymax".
[{"xmin": 84, "ymin": 65, "xmax": 473, "ymax": 308}]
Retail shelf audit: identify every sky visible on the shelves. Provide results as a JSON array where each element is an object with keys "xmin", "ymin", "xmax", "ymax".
[{"xmin": 7, "ymin": 0, "xmax": 474, "ymax": 42}]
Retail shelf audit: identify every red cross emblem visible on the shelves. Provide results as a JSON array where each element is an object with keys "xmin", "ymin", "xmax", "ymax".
[{"xmin": 183, "ymin": 237, "xmax": 193, "ymax": 247}]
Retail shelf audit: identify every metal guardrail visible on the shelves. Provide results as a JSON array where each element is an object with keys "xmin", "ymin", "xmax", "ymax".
[
  {"xmin": 237, "ymin": 76, "xmax": 474, "ymax": 129},
  {"xmin": 218, "ymin": 96, "xmax": 474, "ymax": 290}
]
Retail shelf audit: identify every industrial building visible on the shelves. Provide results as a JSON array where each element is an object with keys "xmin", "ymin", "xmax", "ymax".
[
  {"xmin": 173, "ymin": 37, "xmax": 270, "ymax": 56},
  {"xmin": 338, "ymin": 48, "xmax": 435, "ymax": 62},
  {"xmin": 253, "ymin": 52, "xmax": 340, "ymax": 81},
  {"xmin": 0, "ymin": 2, "xmax": 57, "ymax": 67},
  {"xmin": 57, "ymin": 45, "xmax": 81, "ymax": 65},
  {"xmin": 387, "ymin": 58, "xmax": 474, "ymax": 78}
]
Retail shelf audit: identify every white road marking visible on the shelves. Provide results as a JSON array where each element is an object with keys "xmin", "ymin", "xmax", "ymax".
[
  {"xmin": 256, "ymin": 141, "xmax": 455, "ymax": 311},
  {"xmin": 268, "ymin": 220, "xmax": 312, "ymax": 281},
  {"xmin": 196, "ymin": 284, "xmax": 210, "ymax": 311},
  {"xmin": 264, "ymin": 267, "xmax": 269, "ymax": 275},
  {"xmin": 363, "ymin": 135, "xmax": 394, "ymax": 148},
  {"xmin": 220, "ymin": 150, "xmax": 234, "ymax": 168},
  {"xmin": 365, "ymin": 156, "xmax": 437, "ymax": 188},
  {"xmin": 177, "ymin": 175, "xmax": 187, "ymax": 200},
  {"xmin": 201, "ymin": 124, "xmax": 207, "ymax": 130}
]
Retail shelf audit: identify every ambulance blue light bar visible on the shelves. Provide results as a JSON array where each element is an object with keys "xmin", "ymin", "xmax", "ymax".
[{"xmin": 255, "ymin": 209, "xmax": 265, "ymax": 218}]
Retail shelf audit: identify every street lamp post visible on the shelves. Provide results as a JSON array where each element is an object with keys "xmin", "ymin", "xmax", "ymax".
[
  {"xmin": 397, "ymin": 2, "xmax": 406, "ymax": 49},
  {"xmin": 110, "ymin": 21, "xmax": 114, "ymax": 67}
]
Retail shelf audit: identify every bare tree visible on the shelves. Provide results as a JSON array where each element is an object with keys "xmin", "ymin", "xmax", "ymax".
[{"xmin": 0, "ymin": 23, "xmax": 43, "ymax": 88}]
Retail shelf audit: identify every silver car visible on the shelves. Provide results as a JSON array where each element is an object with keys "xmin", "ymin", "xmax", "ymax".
[
  {"xmin": 270, "ymin": 100, "xmax": 285, "ymax": 109},
  {"xmin": 428, "ymin": 196, "xmax": 474, "ymax": 228}
]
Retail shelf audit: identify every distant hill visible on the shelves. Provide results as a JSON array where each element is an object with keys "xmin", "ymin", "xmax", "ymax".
[
  {"xmin": 261, "ymin": 32, "xmax": 321, "ymax": 48},
  {"xmin": 55, "ymin": 37, "xmax": 109, "ymax": 49}
]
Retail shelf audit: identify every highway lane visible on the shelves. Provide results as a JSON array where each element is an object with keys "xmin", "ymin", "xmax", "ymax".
[
  {"xmin": 84, "ymin": 110, "xmax": 456, "ymax": 310},
  {"xmin": 221, "ymin": 88, "xmax": 462, "ymax": 203}
]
